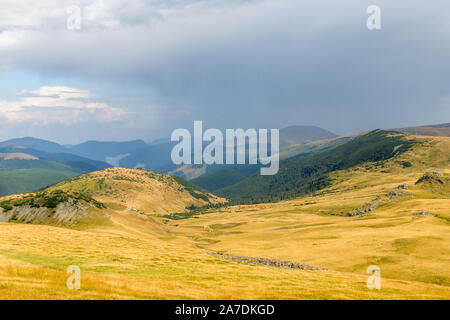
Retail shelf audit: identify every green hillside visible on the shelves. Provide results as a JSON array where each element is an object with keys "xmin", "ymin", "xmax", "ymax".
[
  {"xmin": 0, "ymin": 152, "xmax": 109, "ymax": 196},
  {"xmin": 0, "ymin": 169, "xmax": 77, "ymax": 196},
  {"xmin": 191, "ymin": 168, "xmax": 247, "ymax": 192},
  {"xmin": 217, "ymin": 130, "xmax": 415, "ymax": 203},
  {"xmin": 190, "ymin": 135, "xmax": 357, "ymax": 192},
  {"xmin": 0, "ymin": 159, "xmax": 73, "ymax": 171},
  {"xmin": 279, "ymin": 135, "xmax": 356, "ymax": 160}
]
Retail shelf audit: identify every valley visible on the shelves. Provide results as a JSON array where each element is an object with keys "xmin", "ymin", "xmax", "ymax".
[{"xmin": 0, "ymin": 131, "xmax": 448, "ymax": 299}]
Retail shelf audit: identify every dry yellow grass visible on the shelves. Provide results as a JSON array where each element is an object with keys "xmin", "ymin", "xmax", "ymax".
[
  {"xmin": 0, "ymin": 153, "xmax": 39, "ymax": 160},
  {"xmin": 0, "ymin": 135, "xmax": 448, "ymax": 299},
  {"xmin": 1, "ymin": 223, "xmax": 449, "ymax": 300},
  {"xmin": 168, "ymin": 135, "xmax": 450, "ymax": 294},
  {"xmin": 48, "ymin": 167, "xmax": 225, "ymax": 216}
]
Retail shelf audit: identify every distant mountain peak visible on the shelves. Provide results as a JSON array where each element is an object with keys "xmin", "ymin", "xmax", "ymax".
[
  {"xmin": 279, "ymin": 125, "xmax": 337, "ymax": 146},
  {"xmin": 393, "ymin": 123, "xmax": 450, "ymax": 137},
  {"xmin": 0, "ymin": 137, "xmax": 66, "ymax": 153},
  {"xmin": 67, "ymin": 140, "xmax": 149, "ymax": 162}
]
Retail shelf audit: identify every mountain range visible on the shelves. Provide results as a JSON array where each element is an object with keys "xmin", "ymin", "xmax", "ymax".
[
  {"xmin": 0, "ymin": 125, "xmax": 338, "ymax": 196},
  {"xmin": 0, "ymin": 123, "xmax": 448, "ymax": 197},
  {"xmin": 0, "ymin": 122, "xmax": 448, "ymax": 299}
]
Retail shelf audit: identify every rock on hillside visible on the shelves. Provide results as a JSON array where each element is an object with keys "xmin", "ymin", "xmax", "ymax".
[{"xmin": 415, "ymin": 171, "xmax": 446, "ymax": 185}]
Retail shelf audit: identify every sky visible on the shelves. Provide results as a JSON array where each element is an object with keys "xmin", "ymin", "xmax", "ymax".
[{"xmin": 0, "ymin": 0, "xmax": 449, "ymax": 144}]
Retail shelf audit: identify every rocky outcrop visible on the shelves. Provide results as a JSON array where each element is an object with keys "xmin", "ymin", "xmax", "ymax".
[
  {"xmin": 347, "ymin": 183, "xmax": 415, "ymax": 217},
  {"xmin": 212, "ymin": 253, "xmax": 324, "ymax": 270},
  {"xmin": 0, "ymin": 199, "xmax": 87, "ymax": 226},
  {"xmin": 387, "ymin": 189, "xmax": 413, "ymax": 199},
  {"xmin": 347, "ymin": 202, "xmax": 379, "ymax": 217},
  {"xmin": 415, "ymin": 171, "xmax": 446, "ymax": 185},
  {"xmin": 412, "ymin": 209, "xmax": 436, "ymax": 219}
]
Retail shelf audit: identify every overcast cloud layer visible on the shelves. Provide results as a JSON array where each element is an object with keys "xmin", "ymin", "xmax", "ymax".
[{"xmin": 0, "ymin": 0, "xmax": 449, "ymax": 143}]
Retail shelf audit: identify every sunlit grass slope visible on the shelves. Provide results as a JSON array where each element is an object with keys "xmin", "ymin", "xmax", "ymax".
[
  {"xmin": 173, "ymin": 135, "xmax": 450, "ymax": 288},
  {"xmin": 0, "ymin": 135, "xmax": 448, "ymax": 299},
  {"xmin": 48, "ymin": 167, "xmax": 224, "ymax": 215},
  {"xmin": 0, "ymin": 221, "xmax": 448, "ymax": 300}
]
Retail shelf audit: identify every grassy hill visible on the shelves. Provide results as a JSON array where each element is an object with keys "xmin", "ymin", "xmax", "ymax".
[
  {"xmin": 166, "ymin": 134, "xmax": 450, "ymax": 293},
  {"xmin": 0, "ymin": 134, "xmax": 448, "ymax": 299},
  {"xmin": 216, "ymin": 130, "xmax": 415, "ymax": 203},
  {"xmin": 0, "ymin": 167, "xmax": 224, "ymax": 229},
  {"xmin": 46, "ymin": 167, "xmax": 225, "ymax": 216}
]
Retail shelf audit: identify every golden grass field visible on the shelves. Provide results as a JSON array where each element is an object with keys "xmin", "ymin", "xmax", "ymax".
[{"xmin": 0, "ymin": 135, "xmax": 448, "ymax": 299}]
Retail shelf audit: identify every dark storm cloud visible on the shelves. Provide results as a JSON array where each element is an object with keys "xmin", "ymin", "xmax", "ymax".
[{"xmin": 1, "ymin": 0, "xmax": 449, "ymax": 141}]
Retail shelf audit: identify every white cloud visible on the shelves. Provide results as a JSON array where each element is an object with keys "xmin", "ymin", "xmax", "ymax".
[
  {"xmin": 0, "ymin": 0, "xmax": 449, "ymax": 137},
  {"xmin": 0, "ymin": 86, "xmax": 126, "ymax": 126}
]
